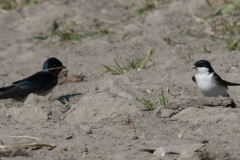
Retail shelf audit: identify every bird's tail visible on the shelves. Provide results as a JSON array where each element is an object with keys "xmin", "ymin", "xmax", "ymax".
[
  {"xmin": 0, "ymin": 85, "xmax": 27, "ymax": 100},
  {"xmin": 0, "ymin": 85, "xmax": 14, "ymax": 92},
  {"xmin": 223, "ymin": 80, "xmax": 240, "ymax": 86}
]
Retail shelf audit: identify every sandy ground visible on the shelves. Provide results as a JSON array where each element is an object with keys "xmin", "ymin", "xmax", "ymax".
[{"xmin": 0, "ymin": 0, "xmax": 240, "ymax": 159}]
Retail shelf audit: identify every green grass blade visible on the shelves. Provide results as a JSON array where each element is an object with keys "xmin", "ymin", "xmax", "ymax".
[
  {"xmin": 103, "ymin": 65, "xmax": 121, "ymax": 75},
  {"xmin": 139, "ymin": 98, "xmax": 156, "ymax": 111},
  {"xmin": 159, "ymin": 97, "xmax": 162, "ymax": 105},
  {"xmin": 126, "ymin": 58, "xmax": 132, "ymax": 67},
  {"xmin": 186, "ymin": 30, "xmax": 196, "ymax": 37},
  {"xmin": 133, "ymin": 58, "xmax": 142, "ymax": 69},
  {"xmin": 62, "ymin": 98, "xmax": 70, "ymax": 105},
  {"xmin": 114, "ymin": 59, "xmax": 123, "ymax": 74},
  {"xmin": 142, "ymin": 47, "xmax": 152, "ymax": 69},
  {"xmin": 33, "ymin": 36, "xmax": 48, "ymax": 40},
  {"xmin": 145, "ymin": 64, "xmax": 155, "ymax": 69},
  {"xmin": 120, "ymin": 60, "xmax": 130, "ymax": 71},
  {"xmin": 161, "ymin": 89, "xmax": 166, "ymax": 106},
  {"xmin": 205, "ymin": 0, "xmax": 212, "ymax": 7},
  {"xmin": 204, "ymin": 9, "xmax": 222, "ymax": 19},
  {"xmin": 203, "ymin": 45, "xmax": 211, "ymax": 53},
  {"xmin": 104, "ymin": 48, "xmax": 153, "ymax": 75}
]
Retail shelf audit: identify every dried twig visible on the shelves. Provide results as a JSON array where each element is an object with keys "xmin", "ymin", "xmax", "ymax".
[
  {"xmin": 58, "ymin": 74, "xmax": 85, "ymax": 85},
  {"xmin": 146, "ymin": 89, "xmax": 151, "ymax": 93},
  {"xmin": 9, "ymin": 136, "xmax": 42, "ymax": 141},
  {"xmin": 191, "ymin": 15, "xmax": 208, "ymax": 24},
  {"xmin": 42, "ymin": 66, "xmax": 66, "ymax": 72},
  {"xmin": 95, "ymin": 155, "xmax": 103, "ymax": 160},
  {"xmin": 0, "ymin": 143, "xmax": 56, "ymax": 150}
]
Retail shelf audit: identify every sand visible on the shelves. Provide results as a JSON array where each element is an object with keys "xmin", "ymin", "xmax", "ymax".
[{"xmin": 0, "ymin": 0, "xmax": 240, "ymax": 159}]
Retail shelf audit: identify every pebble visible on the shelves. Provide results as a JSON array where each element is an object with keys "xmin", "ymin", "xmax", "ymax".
[
  {"xmin": 151, "ymin": 157, "xmax": 162, "ymax": 160},
  {"xmin": 160, "ymin": 109, "xmax": 176, "ymax": 118},
  {"xmin": 79, "ymin": 125, "xmax": 92, "ymax": 134},
  {"xmin": 131, "ymin": 135, "xmax": 138, "ymax": 140},
  {"xmin": 152, "ymin": 106, "xmax": 164, "ymax": 118},
  {"xmin": 81, "ymin": 147, "xmax": 88, "ymax": 153}
]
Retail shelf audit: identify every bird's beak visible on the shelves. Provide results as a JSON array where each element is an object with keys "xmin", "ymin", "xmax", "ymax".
[
  {"xmin": 63, "ymin": 66, "xmax": 67, "ymax": 69},
  {"xmin": 193, "ymin": 66, "xmax": 196, "ymax": 69}
]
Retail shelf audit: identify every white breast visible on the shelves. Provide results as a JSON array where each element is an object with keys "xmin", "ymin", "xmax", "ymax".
[{"xmin": 195, "ymin": 72, "xmax": 228, "ymax": 97}]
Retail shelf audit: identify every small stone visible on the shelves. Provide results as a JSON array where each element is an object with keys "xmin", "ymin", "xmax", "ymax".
[
  {"xmin": 152, "ymin": 106, "xmax": 164, "ymax": 118},
  {"xmin": 160, "ymin": 109, "xmax": 176, "ymax": 118},
  {"xmin": 193, "ymin": 127, "xmax": 206, "ymax": 136},
  {"xmin": 65, "ymin": 135, "xmax": 73, "ymax": 140},
  {"xmin": 79, "ymin": 125, "xmax": 92, "ymax": 134},
  {"xmin": 151, "ymin": 157, "xmax": 162, "ymax": 160},
  {"xmin": 131, "ymin": 135, "xmax": 138, "ymax": 140},
  {"xmin": 81, "ymin": 147, "xmax": 88, "ymax": 153},
  {"xmin": 177, "ymin": 130, "xmax": 185, "ymax": 138},
  {"xmin": 48, "ymin": 111, "xmax": 52, "ymax": 116},
  {"xmin": 201, "ymin": 139, "xmax": 209, "ymax": 144},
  {"xmin": 223, "ymin": 113, "xmax": 240, "ymax": 123},
  {"xmin": 5, "ymin": 113, "xmax": 11, "ymax": 118}
]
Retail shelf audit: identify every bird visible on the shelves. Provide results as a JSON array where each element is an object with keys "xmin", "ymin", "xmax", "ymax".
[
  {"xmin": 192, "ymin": 60, "xmax": 240, "ymax": 97},
  {"xmin": 0, "ymin": 57, "xmax": 66, "ymax": 100}
]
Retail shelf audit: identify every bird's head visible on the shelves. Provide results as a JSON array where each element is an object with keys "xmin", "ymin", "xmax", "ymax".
[
  {"xmin": 43, "ymin": 57, "xmax": 67, "ymax": 76},
  {"xmin": 193, "ymin": 60, "xmax": 214, "ymax": 74}
]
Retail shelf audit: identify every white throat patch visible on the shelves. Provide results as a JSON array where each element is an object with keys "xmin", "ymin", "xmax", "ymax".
[{"xmin": 196, "ymin": 67, "xmax": 209, "ymax": 75}]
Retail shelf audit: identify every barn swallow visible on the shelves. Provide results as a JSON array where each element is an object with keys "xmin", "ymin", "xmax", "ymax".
[
  {"xmin": 192, "ymin": 60, "xmax": 240, "ymax": 97},
  {"xmin": 0, "ymin": 57, "xmax": 66, "ymax": 100}
]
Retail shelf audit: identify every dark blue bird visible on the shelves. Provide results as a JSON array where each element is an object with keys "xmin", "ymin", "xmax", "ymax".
[{"xmin": 0, "ymin": 57, "xmax": 66, "ymax": 100}]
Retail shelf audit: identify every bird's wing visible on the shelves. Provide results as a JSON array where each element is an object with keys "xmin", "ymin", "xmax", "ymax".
[
  {"xmin": 212, "ymin": 73, "xmax": 228, "ymax": 89},
  {"xmin": 213, "ymin": 72, "xmax": 240, "ymax": 88},
  {"xmin": 13, "ymin": 72, "xmax": 47, "ymax": 88},
  {"xmin": 192, "ymin": 75, "xmax": 196, "ymax": 83},
  {"xmin": 13, "ymin": 72, "xmax": 57, "ymax": 89}
]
